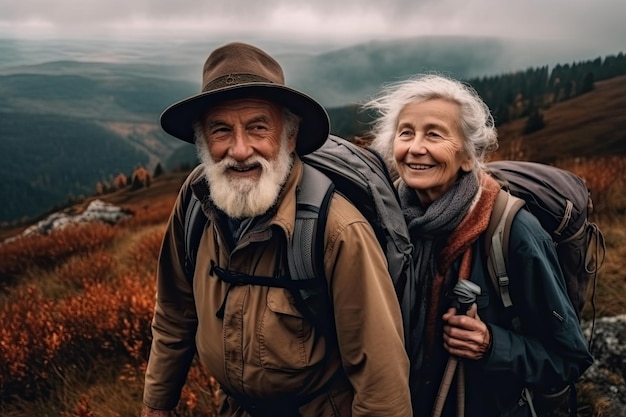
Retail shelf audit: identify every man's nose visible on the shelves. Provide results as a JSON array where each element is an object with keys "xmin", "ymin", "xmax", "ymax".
[{"xmin": 228, "ymin": 129, "xmax": 254, "ymax": 160}]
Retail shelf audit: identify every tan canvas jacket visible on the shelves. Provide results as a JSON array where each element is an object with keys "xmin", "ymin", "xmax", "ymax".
[{"xmin": 143, "ymin": 157, "xmax": 412, "ymax": 416}]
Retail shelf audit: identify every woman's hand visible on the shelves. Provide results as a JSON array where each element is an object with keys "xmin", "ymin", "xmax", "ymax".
[{"xmin": 442, "ymin": 303, "xmax": 491, "ymax": 360}]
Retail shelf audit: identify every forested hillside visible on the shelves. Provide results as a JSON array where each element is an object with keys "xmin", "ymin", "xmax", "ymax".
[{"xmin": 0, "ymin": 61, "xmax": 196, "ymax": 223}]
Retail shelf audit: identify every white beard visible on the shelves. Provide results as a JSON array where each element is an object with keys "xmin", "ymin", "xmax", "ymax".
[{"xmin": 196, "ymin": 140, "xmax": 294, "ymax": 218}]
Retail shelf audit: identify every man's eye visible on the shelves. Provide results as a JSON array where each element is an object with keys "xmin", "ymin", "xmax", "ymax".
[{"xmin": 210, "ymin": 127, "xmax": 229, "ymax": 134}]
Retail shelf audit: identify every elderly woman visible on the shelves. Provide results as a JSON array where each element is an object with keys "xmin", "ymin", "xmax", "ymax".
[{"xmin": 365, "ymin": 74, "xmax": 593, "ymax": 417}]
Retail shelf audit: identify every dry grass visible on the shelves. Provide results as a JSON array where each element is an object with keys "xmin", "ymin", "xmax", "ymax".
[
  {"xmin": 0, "ymin": 160, "xmax": 624, "ymax": 417},
  {"xmin": 584, "ymin": 214, "xmax": 626, "ymax": 319},
  {"xmin": 0, "ymin": 184, "xmax": 220, "ymax": 417}
]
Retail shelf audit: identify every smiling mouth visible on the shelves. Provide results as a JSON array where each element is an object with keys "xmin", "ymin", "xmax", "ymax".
[
  {"xmin": 407, "ymin": 163, "xmax": 434, "ymax": 170},
  {"xmin": 228, "ymin": 163, "xmax": 261, "ymax": 173}
]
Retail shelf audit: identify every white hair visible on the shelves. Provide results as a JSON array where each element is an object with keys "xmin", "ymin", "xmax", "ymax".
[{"xmin": 364, "ymin": 73, "xmax": 498, "ymax": 173}]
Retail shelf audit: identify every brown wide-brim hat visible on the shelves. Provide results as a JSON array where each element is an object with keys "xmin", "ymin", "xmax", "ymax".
[{"xmin": 160, "ymin": 42, "xmax": 330, "ymax": 156}]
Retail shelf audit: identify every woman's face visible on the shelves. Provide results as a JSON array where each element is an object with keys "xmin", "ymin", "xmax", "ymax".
[{"xmin": 393, "ymin": 98, "xmax": 474, "ymax": 206}]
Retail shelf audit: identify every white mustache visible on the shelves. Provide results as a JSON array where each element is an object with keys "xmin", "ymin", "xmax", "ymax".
[{"xmin": 219, "ymin": 156, "xmax": 269, "ymax": 173}]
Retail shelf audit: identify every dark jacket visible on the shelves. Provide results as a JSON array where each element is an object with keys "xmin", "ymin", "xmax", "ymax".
[{"xmin": 411, "ymin": 207, "xmax": 593, "ymax": 417}]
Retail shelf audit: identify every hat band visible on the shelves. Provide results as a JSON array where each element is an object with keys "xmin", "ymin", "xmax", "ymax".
[{"xmin": 202, "ymin": 73, "xmax": 276, "ymax": 92}]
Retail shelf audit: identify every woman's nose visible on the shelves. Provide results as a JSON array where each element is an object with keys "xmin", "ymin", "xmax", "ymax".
[{"xmin": 408, "ymin": 135, "xmax": 427, "ymax": 154}]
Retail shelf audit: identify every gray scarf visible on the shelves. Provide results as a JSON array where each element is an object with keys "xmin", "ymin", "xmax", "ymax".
[{"xmin": 397, "ymin": 172, "xmax": 479, "ymax": 400}]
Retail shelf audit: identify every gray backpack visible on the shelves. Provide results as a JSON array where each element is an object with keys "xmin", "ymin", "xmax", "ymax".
[
  {"xmin": 485, "ymin": 161, "xmax": 606, "ymax": 417},
  {"xmin": 183, "ymin": 135, "xmax": 413, "ymax": 334},
  {"xmin": 486, "ymin": 161, "xmax": 605, "ymax": 332}
]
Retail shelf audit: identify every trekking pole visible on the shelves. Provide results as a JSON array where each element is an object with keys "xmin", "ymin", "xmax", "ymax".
[{"xmin": 431, "ymin": 279, "xmax": 481, "ymax": 417}]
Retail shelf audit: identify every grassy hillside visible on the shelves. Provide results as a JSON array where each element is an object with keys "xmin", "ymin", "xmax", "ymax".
[{"xmin": 494, "ymin": 75, "xmax": 626, "ymax": 162}]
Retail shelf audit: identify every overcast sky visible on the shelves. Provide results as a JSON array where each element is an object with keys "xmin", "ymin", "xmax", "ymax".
[{"xmin": 1, "ymin": 0, "xmax": 625, "ymax": 52}]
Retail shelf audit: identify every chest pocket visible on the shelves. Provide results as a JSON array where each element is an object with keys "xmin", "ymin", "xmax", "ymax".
[
  {"xmin": 259, "ymin": 287, "xmax": 317, "ymax": 370},
  {"xmin": 209, "ymin": 261, "xmax": 324, "ymax": 370}
]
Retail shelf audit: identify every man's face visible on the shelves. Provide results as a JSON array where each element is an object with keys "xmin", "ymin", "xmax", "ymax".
[{"xmin": 195, "ymin": 98, "xmax": 297, "ymax": 218}]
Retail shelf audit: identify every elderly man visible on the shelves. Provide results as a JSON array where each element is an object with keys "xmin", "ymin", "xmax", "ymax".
[{"xmin": 141, "ymin": 42, "xmax": 412, "ymax": 417}]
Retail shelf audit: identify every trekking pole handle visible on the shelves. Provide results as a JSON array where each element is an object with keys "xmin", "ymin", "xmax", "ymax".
[{"xmin": 453, "ymin": 280, "xmax": 482, "ymax": 315}]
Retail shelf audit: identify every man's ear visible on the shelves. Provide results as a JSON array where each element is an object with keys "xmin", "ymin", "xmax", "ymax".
[{"xmin": 288, "ymin": 131, "xmax": 298, "ymax": 153}]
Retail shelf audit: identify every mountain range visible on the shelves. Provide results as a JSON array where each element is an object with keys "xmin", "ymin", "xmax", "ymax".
[{"xmin": 0, "ymin": 35, "xmax": 623, "ymax": 223}]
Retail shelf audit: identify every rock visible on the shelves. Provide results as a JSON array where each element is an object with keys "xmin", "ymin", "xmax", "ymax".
[
  {"xmin": 2, "ymin": 200, "xmax": 132, "ymax": 244},
  {"xmin": 580, "ymin": 315, "xmax": 626, "ymax": 416}
]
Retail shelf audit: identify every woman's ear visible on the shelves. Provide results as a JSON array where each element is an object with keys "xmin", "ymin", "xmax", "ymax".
[{"xmin": 460, "ymin": 154, "xmax": 475, "ymax": 173}]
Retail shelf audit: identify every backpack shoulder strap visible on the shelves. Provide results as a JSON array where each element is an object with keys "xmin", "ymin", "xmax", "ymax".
[
  {"xmin": 485, "ymin": 189, "xmax": 525, "ymax": 331},
  {"xmin": 184, "ymin": 193, "xmax": 208, "ymax": 283},
  {"xmin": 288, "ymin": 163, "xmax": 335, "ymax": 295},
  {"xmin": 286, "ymin": 163, "xmax": 337, "ymax": 342}
]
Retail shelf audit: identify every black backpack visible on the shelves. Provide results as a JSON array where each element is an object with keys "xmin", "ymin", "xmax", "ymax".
[{"xmin": 183, "ymin": 135, "xmax": 413, "ymax": 334}]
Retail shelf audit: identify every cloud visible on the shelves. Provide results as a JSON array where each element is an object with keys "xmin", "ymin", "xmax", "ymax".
[{"xmin": 1, "ymin": 0, "xmax": 625, "ymax": 54}]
